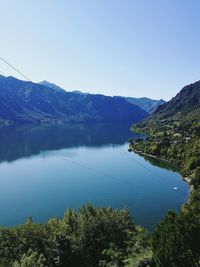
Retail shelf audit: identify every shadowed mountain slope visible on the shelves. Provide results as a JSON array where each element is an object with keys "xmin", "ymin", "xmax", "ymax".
[{"xmin": 0, "ymin": 75, "xmax": 148, "ymax": 125}]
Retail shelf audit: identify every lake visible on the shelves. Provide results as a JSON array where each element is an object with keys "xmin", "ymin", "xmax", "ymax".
[{"xmin": 0, "ymin": 123, "xmax": 189, "ymax": 231}]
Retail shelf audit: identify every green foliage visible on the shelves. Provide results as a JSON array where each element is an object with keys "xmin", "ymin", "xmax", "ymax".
[
  {"xmin": 0, "ymin": 205, "xmax": 151, "ymax": 267},
  {"xmin": 124, "ymin": 248, "xmax": 153, "ymax": 267},
  {"xmin": 152, "ymin": 210, "xmax": 200, "ymax": 267},
  {"xmin": 190, "ymin": 167, "xmax": 200, "ymax": 189},
  {"xmin": 124, "ymin": 226, "xmax": 154, "ymax": 267},
  {"xmin": 12, "ymin": 249, "xmax": 45, "ymax": 267},
  {"xmin": 182, "ymin": 189, "xmax": 200, "ymax": 215},
  {"xmin": 77, "ymin": 205, "xmax": 134, "ymax": 266},
  {"xmin": 130, "ymin": 120, "xmax": 200, "ymax": 180},
  {"xmin": 186, "ymin": 156, "xmax": 199, "ymax": 170}
]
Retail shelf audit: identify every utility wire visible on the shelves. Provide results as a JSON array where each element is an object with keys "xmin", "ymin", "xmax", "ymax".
[
  {"xmin": 49, "ymin": 151, "xmax": 134, "ymax": 186},
  {"xmin": 0, "ymin": 56, "xmax": 175, "ymax": 188},
  {"xmin": 0, "ymin": 56, "xmax": 31, "ymax": 81},
  {"xmin": 49, "ymin": 149, "xmax": 161, "ymax": 190},
  {"xmin": 0, "ymin": 56, "xmax": 78, "ymax": 116},
  {"xmin": 118, "ymin": 148, "xmax": 168, "ymax": 180}
]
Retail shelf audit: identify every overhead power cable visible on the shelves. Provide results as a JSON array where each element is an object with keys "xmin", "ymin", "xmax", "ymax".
[
  {"xmin": 117, "ymin": 148, "xmax": 172, "ymax": 181},
  {"xmin": 0, "ymin": 55, "xmax": 178, "ymax": 190},
  {"xmin": 0, "ymin": 56, "xmax": 31, "ymax": 81},
  {"xmin": 0, "ymin": 56, "xmax": 80, "ymax": 116},
  {"xmin": 49, "ymin": 151, "xmax": 134, "ymax": 186}
]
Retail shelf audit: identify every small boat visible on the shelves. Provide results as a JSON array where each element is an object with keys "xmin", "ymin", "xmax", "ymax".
[{"xmin": 173, "ymin": 187, "xmax": 178, "ymax": 190}]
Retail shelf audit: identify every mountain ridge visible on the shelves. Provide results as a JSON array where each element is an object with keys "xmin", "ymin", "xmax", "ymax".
[
  {"xmin": 0, "ymin": 75, "xmax": 148, "ymax": 125},
  {"xmin": 41, "ymin": 80, "xmax": 165, "ymax": 114},
  {"xmin": 153, "ymin": 80, "xmax": 200, "ymax": 120}
]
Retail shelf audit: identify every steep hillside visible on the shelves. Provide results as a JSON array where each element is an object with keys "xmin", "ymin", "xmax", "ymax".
[
  {"xmin": 0, "ymin": 75, "xmax": 148, "ymax": 125},
  {"xmin": 129, "ymin": 80, "xmax": 200, "ymax": 267},
  {"xmin": 153, "ymin": 80, "xmax": 200, "ymax": 120},
  {"xmin": 130, "ymin": 79, "xmax": 200, "ymax": 178}
]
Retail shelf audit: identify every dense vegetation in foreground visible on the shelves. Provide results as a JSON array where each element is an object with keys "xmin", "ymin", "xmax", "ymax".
[
  {"xmin": 1, "ymin": 201, "xmax": 200, "ymax": 266},
  {"xmin": 0, "ymin": 205, "xmax": 152, "ymax": 267}
]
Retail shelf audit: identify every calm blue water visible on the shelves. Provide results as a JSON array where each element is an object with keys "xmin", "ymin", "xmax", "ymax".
[{"xmin": 0, "ymin": 124, "xmax": 189, "ymax": 230}]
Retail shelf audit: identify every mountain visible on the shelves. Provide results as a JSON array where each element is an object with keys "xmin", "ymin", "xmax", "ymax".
[
  {"xmin": 41, "ymin": 80, "xmax": 165, "ymax": 114},
  {"xmin": 130, "ymin": 79, "xmax": 200, "ymax": 176},
  {"xmin": 40, "ymin": 80, "xmax": 84, "ymax": 94},
  {"xmin": 125, "ymin": 97, "xmax": 165, "ymax": 114},
  {"xmin": 0, "ymin": 75, "xmax": 148, "ymax": 125},
  {"xmin": 153, "ymin": 80, "xmax": 200, "ymax": 121},
  {"xmin": 39, "ymin": 80, "xmax": 66, "ymax": 92}
]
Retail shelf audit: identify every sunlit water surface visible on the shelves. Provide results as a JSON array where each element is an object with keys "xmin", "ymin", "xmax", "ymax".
[{"xmin": 0, "ymin": 124, "xmax": 189, "ymax": 230}]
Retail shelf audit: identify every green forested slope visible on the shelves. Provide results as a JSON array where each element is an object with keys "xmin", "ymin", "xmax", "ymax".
[
  {"xmin": 130, "ymin": 79, "xmax": 200, "ymax": 181},
  {"xmin": 129, "ymin": 80, "xmax": 200, "ymax": 267},
  {"xmin": 153, "ymin": 80, "xmax": 200, "ymax": 119}
]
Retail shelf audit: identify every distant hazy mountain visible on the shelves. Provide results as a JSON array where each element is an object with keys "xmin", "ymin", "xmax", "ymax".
[
  {"xmin": 0, "ymin": 75, "xmax": 148, "ymax": 125},
  {"xmin": 125, "ymin": 97, "xmax": 165, "ymax": 114}
]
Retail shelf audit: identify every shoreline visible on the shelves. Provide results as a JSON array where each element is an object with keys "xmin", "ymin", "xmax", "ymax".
[
  {"xmin": 129, "ymin": 147, "xmax": 171, "ymax": 163},
  {"xmin": 129, "ymin": 146, "xmax": 192, "ymax": 190}
]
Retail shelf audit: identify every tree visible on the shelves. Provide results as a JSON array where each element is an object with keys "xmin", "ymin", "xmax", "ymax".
[
  {"xmin": 190, "ymin": 167, "xmax": 200, "ymax": 189},
  {"xmin": 12, "ymin": 249, "xmax": 45, "ymax": 267},
  {"xmin": 152, "ymin": 211, "xmax": 200, "ymax": 267}
]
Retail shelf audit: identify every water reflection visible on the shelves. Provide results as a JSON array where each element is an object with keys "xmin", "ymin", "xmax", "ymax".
[
  {"xmin": 135, "ymin": 152, "xmax": 180, "ymax": 172},
  {"xmin": 0, "ymin": 123, "xmax": 142, "ymax": 163},
  {"xmin": 0, "ymin": 123, "xmax": 188, "ymax": 230}
]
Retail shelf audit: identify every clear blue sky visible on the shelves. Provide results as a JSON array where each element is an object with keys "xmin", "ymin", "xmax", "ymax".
[{"xmin": 0, "ymin": 0, "xmax": 200, "ymax": 100}]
